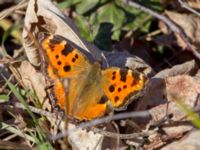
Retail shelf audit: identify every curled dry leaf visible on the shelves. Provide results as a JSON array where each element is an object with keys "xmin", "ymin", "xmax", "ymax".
[
  {"xmin": 17, "ymin": 61, "xmax": 61, "ymax": 135},
  {"xmin": 165, "ymin": 10, "xmax": 200, "ymax": 49},
  {"xmin": 18, "ymin": 61, "xmax": 51, "ymax": 112}
]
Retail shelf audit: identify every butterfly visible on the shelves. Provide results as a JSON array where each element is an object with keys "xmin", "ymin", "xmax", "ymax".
[{"xmin": 38, "ymin": 33, "xmax": 147, "ymax": 120}]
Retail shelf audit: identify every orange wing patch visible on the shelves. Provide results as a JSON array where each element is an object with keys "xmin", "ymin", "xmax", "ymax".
[
  {"xmin": 102, "ymin": 68, "xmax": 146, "ymax": 109},
  {"xmin": 40, "ymin": 33, "xmax": 90, "ymax": 78}
]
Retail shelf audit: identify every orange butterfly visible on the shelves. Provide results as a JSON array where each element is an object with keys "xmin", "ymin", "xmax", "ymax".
[{"xmin": 39, "ymin": 33, "xmax": 147, "ymax": 120}]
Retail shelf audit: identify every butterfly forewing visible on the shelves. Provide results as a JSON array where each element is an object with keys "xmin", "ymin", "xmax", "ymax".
[{"xmin": 39, "ymin": 33, "xmax": 91, "ymax": 78}]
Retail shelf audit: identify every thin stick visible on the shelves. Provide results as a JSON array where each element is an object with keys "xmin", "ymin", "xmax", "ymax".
[
  {"xmin": 0, "ymin": 0, "xmax": 28, "ymax": 20},
  {"xmin": 178, "ymin": 0, "xmax": 200, "ymax": 17},
  {"xmin": 123, "ymin": 0, "xmax": 200, "ymax": 60},
  {"xmin": 51, "ymin": 110, "xmax": 150, "ymax": 140}
]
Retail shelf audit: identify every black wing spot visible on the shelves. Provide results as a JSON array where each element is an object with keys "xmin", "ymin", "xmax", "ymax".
[
  {"xmin": 131, "ymin": 79, "xmax": 138, "ymax": 87},
  {"xmin": 72, "ymin": 58, "xmax": 76, "ymax": 63},
  {"xmin": 120, "ymin": 69, "xmax": 127, "ymax": 82},
  {"xmin": 109, "ymin": 85, "xmax": 115, "ymax": 92},
  {"xmin": 49, "ymin": 37, "xmax": 62, "ymax": 51},
  {"xmin": 55, "ymin": 55, "xmax": 59, "ymax": 59},
  {"xmin": 63, "ymin": 65, "xmax": 71, "ymax": 72},
  {"xmin": 112, "ymin": 71, "xmax": 116, "ymax": 75},
  {"xmin": 118, "ymin": 88, "xmax": 122, "ymax": 92},
  {"xmin": 123, "ymin": 85, "xmax": 127, "ymax": 89},
  {"xmin": 61, "ymin": 45, "xmax": 73, "ymax": 56},
  {"xmin": 112, "ymin": 76, "xmax": 116, "ymax": 80},
  {"xmin": 61, "ymin": 47, "xmax": 68, "ymax": 56},
  {"xmin": 75, "ymin": 54, "xmax": 79, "ymax": 59},
  {"xmin": 57, "ymin": 61, "xmax": 62, "ymax": 65}
]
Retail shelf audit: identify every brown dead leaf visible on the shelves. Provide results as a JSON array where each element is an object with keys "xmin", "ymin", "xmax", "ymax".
[
  {"xmin": 165, "ymin": 10, "xmax": 200, "ymax": 49},
  {"xmin": 149, "ymin": 74, "xmax": 200, "ymax": 122},
  {"xmin": 136, "ymin": 60, "xmax": 199, "ymax": 149},
  {"xmin": 136, "ymin": 60, "xmax": 197, "ymax": 111},
  {"xmin": 147, "ymin": 74, "xmax": 200, "ymax": 149},
  {"xmin": 149, "ymin": 74, "xmax": 200, "ymax": 123},
  {"xmin": 166, "ymin": 75, "xmax": 200, "ymax": 107},
  {"xmin": 18, "ymin": 61, "xmax": 51, "ymax": 111}
]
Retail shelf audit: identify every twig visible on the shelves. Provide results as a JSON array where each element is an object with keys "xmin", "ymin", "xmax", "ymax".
[
  {"xmin": 0, "ymin": 0, "xmax": 28, "ymax": 20},
  {"xmin": 111, "ymin": 121, "xmax": 120, "ymax": 149},
  {"xmin": 52, "ymin": 111, "xmax": 150, "ymax": 140},
  {"xmin": 92, "ymin": 127, "xmax": 151, "ymax": 140},
  {"xmin": 178, "ymin": 0, "xmax": 200, "ymax": 17},
  {"xmin": 14, "ymin": 102, "xmax": 58, "ymax": 119},
  {"xmin": 123, "ymin": 0, "xmax": 200, "ymax": 60}
]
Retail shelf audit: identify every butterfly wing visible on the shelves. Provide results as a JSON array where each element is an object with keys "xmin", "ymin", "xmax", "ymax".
[
  {"xmin": 39, "ymin": 33, "xmax": 91, "ymax": 78},
  {"xmin": 39, "ymin": 33, "xmax": 107, "ymax": 120},
  {"xmin": 102, "ymin": 67, "xmax": 146, "ymax": 109}
]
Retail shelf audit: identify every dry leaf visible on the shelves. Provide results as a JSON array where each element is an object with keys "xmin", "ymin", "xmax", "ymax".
[
  {"xmin": 186, "ymin": 0, "xmax": 200, "ymax": 10},
  {"xmin": 149, "ymin": 74, "xmax": 200, "ymax": 124},
  {"xmin": 135, "ymin": 60, "xmax": 199, "ymax": 149},
  {"xmin": 147, "ymin": 74, "xmax": 200, "ymax": 149},
  {"xmin": 165, "ymin": 10, "xmax": 200, "ymax": 49},
  {"xmin": 166, "ymin": 75, "xmax": 200, "ymax": 108},
  {"xmin": 18, "ymin": 61, "xmax": 50, "ymax": 111},
  {"xmin": 68, "ymin": 124, "xmax": 103, "ymax": 150},
  {"xmin": 136, "ymin": 60, "xmax": 197, "ymax": 111}
]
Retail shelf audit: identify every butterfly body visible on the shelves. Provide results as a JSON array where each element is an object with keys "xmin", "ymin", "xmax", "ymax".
[{"xmin": 39, "ymin": 33, "xmax": 147, "ymax": 120}]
